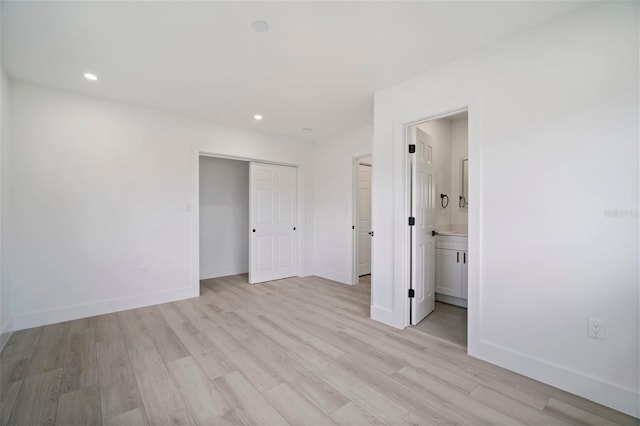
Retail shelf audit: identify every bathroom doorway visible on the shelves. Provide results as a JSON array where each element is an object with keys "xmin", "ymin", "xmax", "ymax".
[{"xmin": 407, "ymin": 110, "xmax": 469, "ymax": 348}]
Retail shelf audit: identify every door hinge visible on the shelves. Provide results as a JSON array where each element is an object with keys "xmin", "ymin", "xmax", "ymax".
[
  {"xmin": 408, "ymin": 217, "xmax": 415, "ymax": 226},
  {"xmin": 408, "ymin": 289, "xmax": 415, "ymax": 298},
  {"xmin": 408, "ymin": 144, "xmax": 415, "ymax": 153}
]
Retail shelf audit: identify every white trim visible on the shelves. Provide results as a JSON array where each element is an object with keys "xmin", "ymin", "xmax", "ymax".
[
  {"xmin": 393, "ymin": 96, "xmax": 477, "ymax": 340},
  {"xmin": 314, "ymin": 267, "xmax": 351, "ymax": 285},
  {"xmin": 371, "ymin": 305, "xmax": 403, "ymax": 329},
  {"xmin": 475, "ymin": 340, "xmax": 640, "ymax": 418},
  {"xmin": 436, "ymin": 293, "xmax": 468, "ymax": 308},
  {"xmin": 200, "ymin": 264, "xmax": 248, "ymax": 281},
  {"xmin": 11, "ymin": 286, "xmax": 197, "ymax": 331}
]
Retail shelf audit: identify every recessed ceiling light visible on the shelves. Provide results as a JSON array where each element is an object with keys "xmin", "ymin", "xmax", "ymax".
[
  {"xmin": 302, "ymin": 128, "xmax": 312, "ymax": 134},
  {"xmin": 84, "ymin": 73, "xmax": 98, "ymax": 81},
  {"xmin": 251, "ymin": 20, "xmax": 269, "ymax": 33},
  {"xmin": 254, "ymin": 114, "xmax": 263, "ymax": 121}
]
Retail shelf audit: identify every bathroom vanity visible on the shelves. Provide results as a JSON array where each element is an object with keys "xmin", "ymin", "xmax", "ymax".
[{"xmin": 435, "ymin": 232, "xmax": 468, "ymax": 308}]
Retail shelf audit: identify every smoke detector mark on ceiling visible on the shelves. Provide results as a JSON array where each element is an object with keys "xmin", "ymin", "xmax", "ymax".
[{"xmin": 251, "ymin": 21, "xmax": 269, "ymax": 33}]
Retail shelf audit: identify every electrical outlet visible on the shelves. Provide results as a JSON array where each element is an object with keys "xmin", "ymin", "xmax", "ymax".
[{"xmin": 588, "ymin": 318, "xmax": 604, "ymax": 340}]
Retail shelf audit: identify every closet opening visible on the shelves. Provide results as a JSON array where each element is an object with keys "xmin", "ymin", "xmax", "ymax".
[{"xmin": 198, "ymin": 155, "xmax": 299, "ymax": 287}]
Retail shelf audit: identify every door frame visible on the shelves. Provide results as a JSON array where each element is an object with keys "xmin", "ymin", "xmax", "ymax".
[
  {"xmin": 192, "ymin": 150, "xmax": 303, "ymax": 295},
  {"xmin": 399, "ymin": 103, "xmax": 478, "ymax": 353},
  {"xmin": 351, "ymin": 154, "xmax": 373, "ymax": 285}
]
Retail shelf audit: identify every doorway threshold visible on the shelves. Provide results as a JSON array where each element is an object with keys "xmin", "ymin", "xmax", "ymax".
[{"xmin": 411, "ymin": 301, "xmax": 467, "ymax": 348}]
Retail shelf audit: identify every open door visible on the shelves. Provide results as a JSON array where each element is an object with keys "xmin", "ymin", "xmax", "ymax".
[
  {"xmin": 410, "ymin": 127, "xmax": 436, "ymax": 325},
  {"xmin": 249, "ymin": 162, "xmax": 298, "ymax": 284},
  {"xmin": 357, "ymin": 162, "xmax": 372, "ymax": 276}
]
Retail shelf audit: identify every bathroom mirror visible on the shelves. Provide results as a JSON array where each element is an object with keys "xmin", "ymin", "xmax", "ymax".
[{"xmin": 460, "ymin": 158, "xmax": 469, "ymax": 208}]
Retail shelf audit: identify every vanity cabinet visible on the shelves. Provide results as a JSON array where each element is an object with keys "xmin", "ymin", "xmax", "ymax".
[{"xmin": 435, "ymin": 235, "xmax": 468, "ymax": 308}]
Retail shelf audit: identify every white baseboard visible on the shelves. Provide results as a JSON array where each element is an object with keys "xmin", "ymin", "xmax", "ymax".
[
  {"xmin": 0, "ymin": 318, "xmax": 13, "ymax": 353},
  {"xmin": 314, "ymin": 267, "xmax": 351, "ymax": 285},
  {"xmin": 435, "ymin": 293, "xmax": 468, "ymax": 308},
  {"xmin": 471, "ymin": 339, "xmax": 640, "ymax": 418},
  {"xmin": 200, "ymin": 264, "xmax": 248, "ymax": 280},
  {"xmin": 370, "ymin": 307, "xmax": 638, "ymax": 417},
  {"xmin": 11, "ymin": 286, "xmax": 198, "ymax": 331}
]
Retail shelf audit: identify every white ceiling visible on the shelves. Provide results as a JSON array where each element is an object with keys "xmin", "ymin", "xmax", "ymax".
[{"xmin": 2, "ymin": 1, "xmax": 586, "ymax": 139}]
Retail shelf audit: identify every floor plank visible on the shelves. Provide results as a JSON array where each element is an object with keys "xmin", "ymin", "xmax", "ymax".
[
  {"xmin": 545, "ymin": 397, "xmax": 620, "ymax": 426},
  {"xmin": 104, "ymin": 407, "xmax": 148, "ymax": 426},
  {"xmin": 330, "ymin": 401, "xmax": 388, "ymax": 425},
  {"xmin": 8, "ymin": 368, "xmax": 62, "ymax": 426},
  {"xmin": 61, "ymin": 328, "xmax": 98, "ymax": 393},
  {"xmin": 213, "ymin": 370, "xmax": 288, "ymax": 425},
  {"xmin": 55, "ymin": 385, "xmax": 101, "ymax": 426},
  {"xmin": 0, "ymin": 380, "xmax": 22, "ymax": 426},
  {"xmin": 95, "ymin": 316, "xmax": 143, "ymax": 423},
  {"xmin": 117, "ymin": 310, "xmax": 193, "ymax": 425},
  {"xmin": 26, "ymin": 322, "xmax": 69, "ymax": 376},
  {"xmin": 2, "ymin": 274, "xmax": 636, "ymax": 426},
  {"xmin": 264, "ymin": 383, "xmax": 336, "ymax": 425},
  {"xmin": 166, "ymin": 356, "xmax": 229, "ymax": 424}
]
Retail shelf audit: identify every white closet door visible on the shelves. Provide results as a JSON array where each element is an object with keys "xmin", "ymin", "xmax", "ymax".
[
  {"xmin": 357, "ymin": 163, "xmax": 372, "ymax": 276},
  {"xmin": 411, "ymin": 128, "xmax": 436, "ymax": 325},
  {"xmin": 249, "ymin": 163, "xmax": 298, "ymax": 284}
]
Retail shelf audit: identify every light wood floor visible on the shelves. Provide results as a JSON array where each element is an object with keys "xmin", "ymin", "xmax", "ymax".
[{"xmin": 1, "ymin": 274, "xmax": 637, "ymax": 425}]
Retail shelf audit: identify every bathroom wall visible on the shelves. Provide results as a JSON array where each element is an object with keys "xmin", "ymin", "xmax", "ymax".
[
  {"xmin": 450, "ymin": 116, "xmax": 468, "ymax": 228},
  {"xmin": 417, "ymin": 116, "xmax": 469, "ymax": 230}
]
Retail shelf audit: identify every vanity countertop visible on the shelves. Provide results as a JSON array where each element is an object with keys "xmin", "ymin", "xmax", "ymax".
[{"xmin": 436, "ymin": 224, "xmax": 468, "ymax": 237}]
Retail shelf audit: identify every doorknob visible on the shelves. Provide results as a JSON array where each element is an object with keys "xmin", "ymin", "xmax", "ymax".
[{"xmin": 368, "ymin": 231, "xmax": 374, "ymax": 236}]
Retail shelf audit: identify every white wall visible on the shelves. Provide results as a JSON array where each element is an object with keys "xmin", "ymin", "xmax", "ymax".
[
  {"xmin": 0, "ymin": 67, "xmax": 11, "ymax": 348},
  {"xmin": 199, "ymin": 157, "xmax": 249, "ymax": 279},
  {"xmin": 450, "ymin": 116, "xmax": 468, "ymax": 226},
  {"xmin": 8, "ymin": 81, "xmax": 313, "ymax": 330},
  {"xmin": 417, "ymin": 119, "xmax": 452, "ymax": 228},
  {"xmin": 372, "ymin": 2, "xmax": 638, "ymax": 417},
  {"xmin": 312, "ymin": 125, "xmax": 372, "ymax": 284}
]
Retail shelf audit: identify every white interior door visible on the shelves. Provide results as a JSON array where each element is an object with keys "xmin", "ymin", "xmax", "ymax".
[
  {"xmin": 249, "ymin": 163, "xmax": 298, "ymax": 284},
  {"xmin": 357, "ymin": 163, "xmax": 372, "ymax": 276},
  {"xmin": 411, "ymin": 127, "xmax": 436, "ymax": 325}
]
